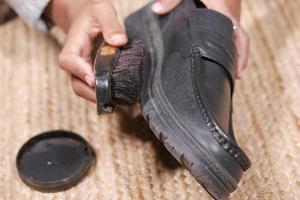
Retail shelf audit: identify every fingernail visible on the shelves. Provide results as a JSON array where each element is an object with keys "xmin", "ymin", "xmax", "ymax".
[
  {"xmin": 152, "ymin": 2, "xmax": 163, "ymax": 13},
  {"xmin": 85, "ymin": 75, "xmax": 94, "ymax": 87},
  {"xmin": 110, "ymin": 34, "xmax": 127, "ymax": 44}
]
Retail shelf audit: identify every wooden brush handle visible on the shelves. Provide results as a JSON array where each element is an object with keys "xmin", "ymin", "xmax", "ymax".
[
  {"xmin": 94, "ymin": 43, "xmax": 118, "ymax": 114},
  {"xmin": 94, "ymin": 43, "xmax": 118, "ymax": 75}
]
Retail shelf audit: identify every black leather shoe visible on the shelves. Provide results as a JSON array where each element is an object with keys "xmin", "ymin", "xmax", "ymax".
[{"xmin": 125, "ymin": 0, "xmax": 251, "ymax": 199}]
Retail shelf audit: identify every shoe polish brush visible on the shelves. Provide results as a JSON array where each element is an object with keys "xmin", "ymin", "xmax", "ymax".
[{"xmin": 93, "ymin": 40, "xmax": 144, "ymax": 114}]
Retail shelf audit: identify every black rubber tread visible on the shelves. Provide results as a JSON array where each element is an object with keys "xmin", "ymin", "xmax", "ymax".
[{"xmin": 143, "ymin": 106, "xmax": 231, "ymax": 200}]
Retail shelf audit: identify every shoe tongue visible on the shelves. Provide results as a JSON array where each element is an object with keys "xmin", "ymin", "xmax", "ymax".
[{"xmin": 189, "ymin": 9, "xmax": 234, "ymax": 40}]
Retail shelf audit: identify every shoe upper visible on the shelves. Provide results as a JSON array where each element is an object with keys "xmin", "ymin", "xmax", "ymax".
[{"xmin": 125, "ymin": 0, "xmax": 251, "ymax": 185}]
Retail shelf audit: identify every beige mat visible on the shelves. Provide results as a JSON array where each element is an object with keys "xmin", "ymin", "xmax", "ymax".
[{"xmin": 1, "ymin": 0, "xmax": 300, "ymax": 199}]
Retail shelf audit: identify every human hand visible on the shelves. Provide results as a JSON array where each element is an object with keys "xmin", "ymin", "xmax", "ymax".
[
  {"xmin": 48, "ymin": 0, "xmax": 128, "ymax": 102},
  {"xmin": 151, "ymin": 0, "xmax": 249, "ymax": 79}
]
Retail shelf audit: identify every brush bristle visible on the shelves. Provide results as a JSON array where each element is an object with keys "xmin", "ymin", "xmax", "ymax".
[{"xmin": 111, "ymin": 40, "xmax": 144, "ymax": 105}]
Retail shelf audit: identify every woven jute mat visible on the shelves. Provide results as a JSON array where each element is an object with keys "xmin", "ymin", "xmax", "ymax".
[{"xmin": 1, "ymin": 0, "xmax": 300, "ymax": 199}]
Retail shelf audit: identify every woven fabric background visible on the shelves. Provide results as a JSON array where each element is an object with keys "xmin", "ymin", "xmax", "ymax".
[{"xmin": 0, "ymin": 0, "xmax": 300, "ymax": 199}]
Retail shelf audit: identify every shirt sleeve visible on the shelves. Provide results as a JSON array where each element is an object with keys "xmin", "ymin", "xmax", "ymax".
[{"xmin": 4, "ymin": 0, "xmax": 51, "ymax": 32}]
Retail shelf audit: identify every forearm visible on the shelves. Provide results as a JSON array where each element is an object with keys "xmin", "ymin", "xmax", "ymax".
[
  {"xmin": 44, "ymin": 0, "xmax": 68, "ymax": 32},
  {"xmin": 45, "ymin": 0, "xmax": 90, "ymax": 32},
  {"xmin": 4, "ymin": 0, "xmax": 89, "ymax": 32}
]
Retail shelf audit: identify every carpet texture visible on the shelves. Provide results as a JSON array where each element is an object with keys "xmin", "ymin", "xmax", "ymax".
[{"xmin": 0, "ymin": 0, "xmax": 300, "ymax": 199}]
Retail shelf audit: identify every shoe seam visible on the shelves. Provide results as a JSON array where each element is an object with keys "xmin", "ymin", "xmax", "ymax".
[{"xmin": 191, "ymin": 49, "xmax": 251, "ymax": 171}]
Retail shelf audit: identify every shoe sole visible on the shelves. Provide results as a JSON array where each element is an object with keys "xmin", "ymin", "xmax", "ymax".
[{"xmin": 140, "ymin": 7, "xmax": 237, "ymax": 200}]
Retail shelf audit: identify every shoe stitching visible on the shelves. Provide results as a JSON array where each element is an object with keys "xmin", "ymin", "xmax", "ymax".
[{"xmin": 191, "ymin": 50, "xmax": 251, "ymax": 171}]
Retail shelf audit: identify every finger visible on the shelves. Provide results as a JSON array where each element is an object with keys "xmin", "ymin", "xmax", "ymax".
[
  {"xmin": 59, "ymin": 54, "xmax": 95, "ymax": 87},
  {"xmin": 71, "ymin": 76, "xmax": 96, "ymax": 103},
  {"xmin": 234, "ymin": 27, "xmax": 250, "ymax": 79},
  {"xmin": 93, "ymin": 2, "xmax": 128, "ymax": 46},
  {"xmin": 152, "ymin": 0, "xmax": 182, "ymax": 15},
  {"xmin": 59, "ymin": 18, "xmax": 95, "ymax": 87}
]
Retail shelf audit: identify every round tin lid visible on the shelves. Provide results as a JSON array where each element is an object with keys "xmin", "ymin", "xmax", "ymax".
[{"xmin": 16, "ymin": 130, "xmax": 94, "ymax": 192}]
